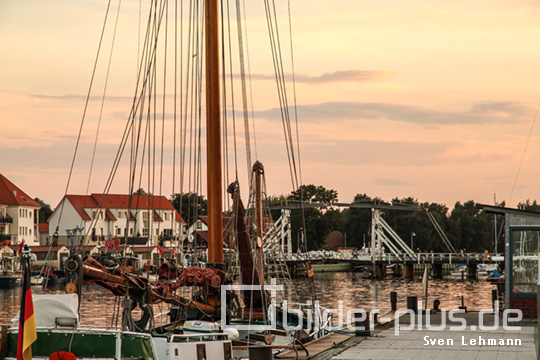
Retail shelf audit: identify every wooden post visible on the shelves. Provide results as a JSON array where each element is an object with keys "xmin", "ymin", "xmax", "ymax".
[
  {"xmin": 407, "ymin": 296, "xmax": 418, "ymax": 313},
  {"xmin": 390, "ymin": 291, "xmax": 397, "ymax": 311},
  {"xmin": 403, "ymin": 264, "xmax": 414, "ymax": 280},
  {"xmin": 467, "ymin": 264, "xmax": 477, "ymax": 280},
  {"xmin": 432, "ymin": 263, "xmax": 443, "ymax": 279},
  {"xmin": 0, "ymin": 325, "xmax": 8, "ymax": 359},
  {"xmin": 377, "ymin": 264, "xmax": 386, "ymax": 280}
]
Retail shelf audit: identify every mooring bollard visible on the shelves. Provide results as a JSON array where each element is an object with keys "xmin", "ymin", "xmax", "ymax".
[
  {"xmin": 407, "ymin": 295, "xmax": 418, "ymax": 313},
  {"xmin": 355, "ymin": 311, "xmax": 371, "ymax": 336},
  {"xmin": 248, "ymin": 344, "xmax": 272, "ymax": 360},
  {"xmin": 459, "ymin": 295, "xmax": 467, "ymax": 311},
  {"xmin": 390, "ymin": 291, "xmax": 398, "ymax": 311}
]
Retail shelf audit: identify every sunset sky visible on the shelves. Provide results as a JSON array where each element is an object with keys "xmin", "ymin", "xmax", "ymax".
[{"xmin": 2, "ymin": 0, "xmax": 540, "ymax": 211}]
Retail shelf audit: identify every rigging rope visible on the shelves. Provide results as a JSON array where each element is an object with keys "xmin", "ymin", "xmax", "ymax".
[{"xmin": 509, "ymin": 101, "xmax": 540, "ymax": 205}]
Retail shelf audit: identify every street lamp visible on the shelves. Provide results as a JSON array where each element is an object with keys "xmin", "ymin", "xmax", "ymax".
[{"xmin": 411, "ymin": 231, "xmax": 416, "ymax": 251}]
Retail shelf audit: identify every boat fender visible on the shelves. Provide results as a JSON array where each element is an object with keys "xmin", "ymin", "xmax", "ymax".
[
  {"xmin": 49, "ymin": 351, "xmax": 76, "ymax": 360},
  {"xmin": 223, "ymin": 327, "xmax": 239, "ymax": 340}
]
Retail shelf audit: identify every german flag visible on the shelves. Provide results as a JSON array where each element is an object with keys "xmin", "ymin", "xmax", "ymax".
[{"xmin": 17, "ymin": 252, "xmax": 37, "ymax": 360}]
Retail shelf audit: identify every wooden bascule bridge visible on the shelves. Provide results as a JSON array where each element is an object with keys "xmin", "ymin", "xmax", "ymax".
[{"xmin": 260, "ymin": 202, "xmax": 501, "ymax": 280}]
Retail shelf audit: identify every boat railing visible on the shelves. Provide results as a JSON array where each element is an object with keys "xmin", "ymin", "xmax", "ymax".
[
  {"xmin": 284, "ymin": 302, "xmax": 334, "ymax": 338},
  {"xmin": 377, "ymin": 252, "xmax": 502, "ymax": 264},
  {"xmin": 169, "ymin": 333, "xmax": 229, "ymax": 342}
]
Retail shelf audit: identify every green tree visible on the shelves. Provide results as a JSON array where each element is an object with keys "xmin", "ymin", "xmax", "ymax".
[
  {"xmin": 269, "ymin": 185, "xmax": 341, "ymax": 251},
  {"xmin": 289, "ymin": 184, "xmax": 338, "ymax": 204},
  {"xmin": 134, "ymin": 188, "xmax": 151, "ymax": 195},
  {"xmin": 448, "ymin": 200, "xmax": 491, "ymax": 252},
  {"xmin": 517, "ymin": 199, "xmax": 540, "ymax": 212},
  {"xmin": 170, "ymin": 192, "xmax": 207, "ymax": 224},
  {"xmin": 342, "ymin": 194, "xmax": 387, "ymax": 249},
  {"xmin": 34, "ymin": 197, "xmax": 53, "ymax": 223}
]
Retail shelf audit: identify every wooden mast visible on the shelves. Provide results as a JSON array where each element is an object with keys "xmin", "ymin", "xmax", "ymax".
[
  {"xmin": 253, "ymin": 161, "xmax": 265, "ymax": 287},
  {"xmin": 205, "ymin": 0, "xmax": 223, "ymax": 266}
]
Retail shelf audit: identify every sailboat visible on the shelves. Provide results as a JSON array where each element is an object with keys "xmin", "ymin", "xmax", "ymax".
[{"xmin": 3, "ymin": 0, "xmax": 320, "ymax": 358}]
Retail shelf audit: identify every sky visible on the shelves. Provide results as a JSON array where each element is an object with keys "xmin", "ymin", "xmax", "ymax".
[{"xmin": 2, "ymin": 0, "xmax": 540, "ymax": 211}]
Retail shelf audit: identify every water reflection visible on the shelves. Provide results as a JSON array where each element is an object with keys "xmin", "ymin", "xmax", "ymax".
[
  {"xmin": 292, "ymin": 272, "xmax": 495, "ymax": 315},
  {"xmin": 0, "ymin": 274, "xmax": 495, "ymax": 328}
]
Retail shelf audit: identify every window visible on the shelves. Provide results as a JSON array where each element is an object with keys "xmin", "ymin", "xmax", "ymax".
[
  {"xmin": 142, "ymin": 212, "xmax": 149, "ymax": 227},
  {"xmin": 92, "ymin": 211, "xmax": 97, "ymax": 219},
  {"xmin": 142, "ymin": 228, "xmax": 149, "ymax": 236},
  {"xmin": 197, "ymin": 220, "xmax": 202, "ymax": 229},
  {"xmin": 511, "ymin": 228, "xmax": 540, "ymax": 295},
  {"xmin": 156, "ymin": 229, "xmax": 159, "ymax": 235},
  {"xmin": 130, "ymin": 228, "xmax": 133, "ymax": 235},
  {"xmin": 118, "ymin": 212, "xmax": 123, "ymax": 219},
  {"xmin": 29, "ymin": 229, "xmax": 32, "ymax": 236},
  {"xmin": 117, "ymin": 228, "xmax": 121, "ymax": 235}
]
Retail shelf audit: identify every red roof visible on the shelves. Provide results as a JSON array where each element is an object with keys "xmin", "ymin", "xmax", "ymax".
[
  {"xmin": 105, "ymin": 209, "xmax": 117, "ymax": 221},
  {"xmin": 77, "ymin": 245, "xmax": 97, "ymax": 252},
  {"xmin": 62, "ymin": 195, "xmax": 98, "ymax": 221},
  {"xmin": 61, "ymin": 194, "xmax": 182, "ymax": 222},
  {"xmin": 38, "ymin": 223, "xmax": 49, "ymax": 233},
  {"xmin": 9, "ymin": 245, "xmax": 67, "ymax": 253},
  {"xmin": 130, "ymin": 246, "xmax": 157, "ymax": 253},
  {"xmin": 92, "ymin": 194, "xmax": 176, "ymax": 211},
  {"xmin": 153, "ymin": 210, "xmax": 163, "ymax": 222},
  {"xmin": 0, "ymin": 174, "xmax": 41, "ymax": 208}
]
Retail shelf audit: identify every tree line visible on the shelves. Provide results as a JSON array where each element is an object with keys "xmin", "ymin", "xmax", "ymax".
[{"xmin": 264, "ymin": 185, "xmax": 540, "ymax": 254}]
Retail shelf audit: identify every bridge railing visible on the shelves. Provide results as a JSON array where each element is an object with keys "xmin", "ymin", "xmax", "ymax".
[{"xmin": 280, "ymin": 251, "xmax": 504, "ymax": 263}]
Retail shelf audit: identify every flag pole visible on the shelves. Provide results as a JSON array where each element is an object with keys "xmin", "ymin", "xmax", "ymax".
[{"xmin": 17, "ymin": 245, "xmax": 37, "ymax": 360}]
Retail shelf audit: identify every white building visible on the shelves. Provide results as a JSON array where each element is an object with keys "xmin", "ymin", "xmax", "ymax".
[
  {"xmin": 0, "ymin": 174, "xmax": 41, "ymax": 246},
  {"xmin": 48, "ymin": 194, "xmax": 184, "ymax": 247}
]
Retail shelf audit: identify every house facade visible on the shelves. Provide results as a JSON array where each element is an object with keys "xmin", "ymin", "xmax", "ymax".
[
  {"xmin": 48, "ymin": 194, "xmax": 184, "ymax": 247},
  {"xmin": 0, "ymin": 174, "xmax": 41, "ymax": 246}
]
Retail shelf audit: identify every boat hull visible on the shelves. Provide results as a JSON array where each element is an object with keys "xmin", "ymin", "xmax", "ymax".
[
  {"xmin": 0, "ymin": 274, "xmax": 22, "ymax": 288},
  {"xmin": 3, "ymin": 327, "xmax": 233, "ymax": 360}
]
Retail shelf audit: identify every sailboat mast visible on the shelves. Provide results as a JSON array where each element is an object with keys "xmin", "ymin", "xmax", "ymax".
[
  {"xmin": 205, "ymin": 0, "xmax": 223, "ymax": 266},
  {"xmin": 253, "ymin": 162, "xmax": 265, "ymax": 286}
]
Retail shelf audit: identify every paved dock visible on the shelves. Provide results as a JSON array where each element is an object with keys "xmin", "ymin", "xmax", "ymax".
[
  {"xmin": 315, "ymin": 311, "xmax": 538, "ymax": 360},
  {"xmin": 325, "ymin": 326, "xmax": 536, "ymax": 360}
]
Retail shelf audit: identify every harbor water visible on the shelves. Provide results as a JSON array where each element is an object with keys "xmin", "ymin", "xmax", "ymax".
[{"xmin": 0, "ymin": 272, "xmax": 495, "ymax": 328}]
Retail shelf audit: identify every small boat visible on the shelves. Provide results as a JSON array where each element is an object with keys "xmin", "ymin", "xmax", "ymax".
[
  {"xmin": 450, "ymin": 264, "xmax": 467, "ymax": 277},
  {"xmin": 0, "ymin": 256, "xmax": 22, "ymax": 288},
  {"xmin": 30, "ymin": 275, "xmax": 44, "ymax": 286},
  {"xmin": 450, "ymin": 263, "xmax": 498, "ymax": 277}
]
